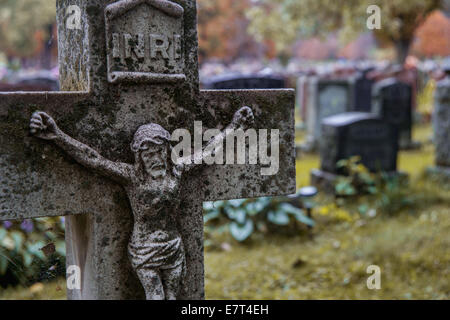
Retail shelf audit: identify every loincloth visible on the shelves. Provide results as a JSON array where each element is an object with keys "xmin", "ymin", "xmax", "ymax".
[{"xmin": 128, "ymin": 231, "xmax": 185, "ymax": 271}]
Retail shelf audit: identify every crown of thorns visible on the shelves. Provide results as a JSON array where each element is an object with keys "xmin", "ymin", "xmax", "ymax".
[{"xmin": 131, "ymin": 123, "xmax": 171, "ymax": 152}]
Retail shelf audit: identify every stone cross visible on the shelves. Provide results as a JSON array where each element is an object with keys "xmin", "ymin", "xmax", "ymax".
[{"xmin": 0, "ymin": 0, "xmax": 295, "ymax": 300}]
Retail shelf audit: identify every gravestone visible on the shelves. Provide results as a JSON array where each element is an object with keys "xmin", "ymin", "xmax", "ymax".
[
  {"xmin": 294, "ymin": 75, "xmax": 309, "ymax": 158},
  {"xmin": 397, "ymin": 67, "xmax": 419, "ymax": 113},
  {"xmin": 417, "ymin": 64, "xmax": 432, "ymax": 92},
  {"xmin": 296, "ymin": 75, "xmax": 309, "ymax": 121},
  {"xmin": 311, "ymin": 112, "xmax": 399, "ymax": 191},
  {"xmin": 202, "ymin": 74, "xmax": 285, "ymax": 90},
  {"xmin": 430, "ymin": 68, "xmax": 450, "ymax": 178},
  {"xmin": 353, "ymin": 71, "xmax": 374, "ymax": 112},
  {"xmin": 0, "ymin": 0, "xmax": 296, "ymax": 300},
  {"xmin": 302, "ymin": 77, "xmax": 355, "ymax": 151},
  {"xmin": 372, "ymin": 78, "xmax": 418, "ymax": 149}
]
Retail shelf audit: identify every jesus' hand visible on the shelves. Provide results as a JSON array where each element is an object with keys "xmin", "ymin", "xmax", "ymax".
[
  {"xmin": 231, "ymin": 106, "xmax": 254, "ymax": 130},
  {"xmin": 30, "ymin": 111, "xmax": 61, "ymax": 141}
]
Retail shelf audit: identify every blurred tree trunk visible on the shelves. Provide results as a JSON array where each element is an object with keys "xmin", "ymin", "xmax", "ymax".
[
  {"xmin": 395, "ymin": 38, "xmax": 411, "ymax": 64},
  {"xmin": 41, "ymin": 24, "xmax": 54, "ymax": 69}
]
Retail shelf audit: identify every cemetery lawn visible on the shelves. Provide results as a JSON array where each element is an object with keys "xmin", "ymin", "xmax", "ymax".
[
  {"xmin": 1, "ymin": 124, "xmax": 449, "ymax": 300},
  {"xmin": 204, "ymin": 123, "xmax": 449, "ymax": 300},
  {"xmin": 205, "ymin": 201, "xmax": 450, "ymax": 299},
  {"xmin": 0, "ymin": 278, "xmax": 67, "ymax": 300}
]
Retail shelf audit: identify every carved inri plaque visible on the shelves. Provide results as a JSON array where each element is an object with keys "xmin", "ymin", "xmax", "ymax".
[{"xmin": 105, "ymin": 0, "xmax": 186, "ymax": 84}]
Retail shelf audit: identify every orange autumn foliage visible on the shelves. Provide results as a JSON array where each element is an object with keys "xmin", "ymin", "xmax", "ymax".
[
  {"xmin": 412, "ymin": 10, "xmax": 450, "ymax": 58},
  {"xmin": 197, "ymin": 0, "xmax": 259, "ymax": 62}
]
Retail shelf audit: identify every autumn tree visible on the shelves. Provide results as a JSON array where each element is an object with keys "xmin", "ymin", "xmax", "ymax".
[
  {"xmin": 0, "ymin": 0, "xmax": 56, "ymax": 63},
  {"xmin": 412, "ymin": 10, "xmax": 450, "ymax": 57},
  {"xmin": 197, "ymin": 0, "xmax": 260, "ymax": 62},
  {"xmin": 246, "ymin": 0, "xmax": 443, "ymax": 63}
]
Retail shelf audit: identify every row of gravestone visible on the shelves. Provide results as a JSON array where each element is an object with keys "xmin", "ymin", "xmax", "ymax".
[
  {"xmin": 202, "ymin": 73, "xmax": 286, "ymax": 90},
  {"xmin": 297, "ymin": 70, "xmax": 418, "ymax": 153},
  {"xmin": 201, "ymin": 65, "xmax": 450, "ymax": 190},
  {"xmin": 311, "ymin": 66, "xmax": 450, "ymax": 191},
  {"xmin": 202, "ymin": 68, "xmax": 415, "ymax": 155},
  {"xmin": 200, "ymin": 67, "xmax": 417, "ymax": 186},
  {"xmin": 297, "ymin": 69, "xmax": 415, "ymax": 190}
]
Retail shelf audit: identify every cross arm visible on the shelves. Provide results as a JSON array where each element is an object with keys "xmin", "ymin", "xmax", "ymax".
[
  {"xmin": 0, "ymin": 91, "xmax": 90, "ymax": 108},
  {"xmin": 192, "ymin": 89, "xmax": 296, "ymax": 202},
  {"xmin": 0, "ymin": 91, "xmax": 122, "ymax": 221},
  {"xmin": 30, "ymin": 111, "xmax": 132, "ymax": 185},
  {"xmin": 182, "ymin": 106, "xmax": 254, "ymax": 172}
]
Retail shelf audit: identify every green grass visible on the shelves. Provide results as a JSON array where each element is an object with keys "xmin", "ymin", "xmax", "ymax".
[
  {"xmin": 398, "ymin": 124, "xmax": 434, "ymax": 177},
  {"xmin": 205, "ymin": 202, "xmax": 450, "ymax": 299},
  {"xmin": 296, "ymin": 153, "xmax": 319, "ymax": 187}
]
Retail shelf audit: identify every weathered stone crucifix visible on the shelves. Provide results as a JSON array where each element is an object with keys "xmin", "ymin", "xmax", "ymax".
[{"xmin": 0, "ymin": 0, "xmax": 295, "ymax": 300}]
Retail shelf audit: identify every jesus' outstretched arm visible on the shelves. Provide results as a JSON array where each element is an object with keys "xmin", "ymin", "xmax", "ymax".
[
  {"xmin": 30, "ymin": 111, "xmax": 132, "ymax": 184},
  {"xmin": 180, "ymin": 106, "xmax": 255, "ymax": 172}
]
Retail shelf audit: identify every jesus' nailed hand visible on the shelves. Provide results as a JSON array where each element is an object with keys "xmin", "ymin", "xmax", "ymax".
[{"xmin": 29, "ymin": 106, "xmax": 253, "ymax": 300}]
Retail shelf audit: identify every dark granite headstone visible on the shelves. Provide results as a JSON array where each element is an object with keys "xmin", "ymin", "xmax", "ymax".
[
  {"xmin": 372, "ymin": 78, "xmax": 413, "ymax": 149},
  {"xmin": 202, "ymin": 74, "xmax": 285, "ymax": 89},
  {"xmin": 319, "ymin": 112, "xmax": 398, "ymax": 174},
  {"xmin": 353, "ymin": 72, "xmax": 374, "ymax": 112}
]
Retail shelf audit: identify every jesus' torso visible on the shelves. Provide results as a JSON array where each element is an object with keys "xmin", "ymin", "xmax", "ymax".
[{"xmin": 125, "ymin": 170, "xmax": 182, "ymax": 243}]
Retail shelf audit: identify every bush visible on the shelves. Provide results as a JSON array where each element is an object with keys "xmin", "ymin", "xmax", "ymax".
[
  {"xmin": 0, "ymin": 217, "xmax": 66, "ymax": 288},
  {"xmin": 203, "ymin": 197, "xmax": 315, "ymax": 243},
  {"xmin": 334, "ymin": 156, "xmax": 377, "ymax": 196},
  {"xmin": 334, "ymin": 156, "xmax": 413, "ymax": 215}
]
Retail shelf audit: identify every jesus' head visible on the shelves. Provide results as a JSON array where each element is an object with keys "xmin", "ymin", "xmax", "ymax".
[{"xmin": 131, "ymin": 123, "xmax": 171, "ymax": 179}]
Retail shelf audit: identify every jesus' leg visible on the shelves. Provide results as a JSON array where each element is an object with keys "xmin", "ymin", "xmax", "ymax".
[
  {"xmin": 135, "ymin": 268, "xmax": 165, "ymax": 300},
  {"xmin": 160, "ymin": 263, "xmax": 184, "ymax": 300}
]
